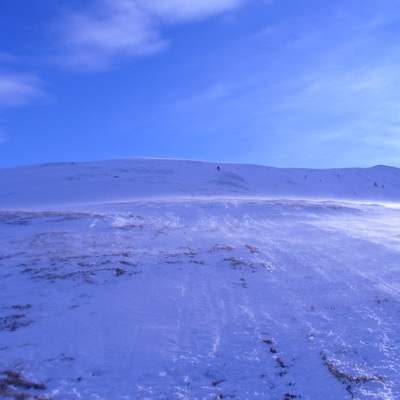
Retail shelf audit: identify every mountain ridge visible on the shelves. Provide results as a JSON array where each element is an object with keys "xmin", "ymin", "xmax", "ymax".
[{"xmin": 1, "ymin": 158, "xmax": 400, "ymax": 211}]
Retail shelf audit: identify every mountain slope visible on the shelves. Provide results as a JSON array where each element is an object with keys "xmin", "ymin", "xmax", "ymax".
[
  {"xmin": 1, "ymin": 159, "xmax": 400, "ymax": 400},
  {"xmin": 1, "ymin": 159, "xmax": 400, "ymax": 210}
]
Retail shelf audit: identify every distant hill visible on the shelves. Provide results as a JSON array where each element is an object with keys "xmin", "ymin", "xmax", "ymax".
[{"xmin": 1, "ymin": 159, "xmax": 399, "ymax": 210}]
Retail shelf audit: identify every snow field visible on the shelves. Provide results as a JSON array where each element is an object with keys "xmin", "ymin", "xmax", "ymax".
[{"xmin": 1, "ymin": 196, "xmax": 400, "ymax": 399}]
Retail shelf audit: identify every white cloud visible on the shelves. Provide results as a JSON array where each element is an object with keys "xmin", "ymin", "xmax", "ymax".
[
  {"xmin": 56, "ymin": 1, "xmax": 167, "ymax": 71},
  {"xmin": 140, "ymin": 0, "xmax": 245, "ymax": 22},
  {"xmin": 0, "ymin": 72, "xmax": 46, "ymax": 110},
  {"xmin": 55, "ymin": 0, "xmax": 247, "ymax": 71}
]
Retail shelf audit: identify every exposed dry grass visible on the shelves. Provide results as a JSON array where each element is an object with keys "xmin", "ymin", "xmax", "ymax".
[
  {"xmin": 320, "ymin": 351, "xmax": 384, "ymax": 398},
  {"xmin": 245, "ymin": 244, "xmax": 261, "ymax": 254},
  {"xmin": 0, "ymin": 370, "xmax": 50, "ymax": 400}
]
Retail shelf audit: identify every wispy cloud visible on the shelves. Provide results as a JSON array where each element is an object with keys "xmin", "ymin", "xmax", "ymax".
[
  {"xmin": 55, "ymin": 1, "xmax": 166, "ymax": 71},
  {"xmin": 173, "ymin": 83, "xmax": 232, "ymax": 109},
  {"xmin": 268, "ymin": 62, "xmax": 400, "ymax": 166},
  {"xmin": 0, "ymin": 128, "xmax": 7, "ymax": 145},
  {"xmin": 140, "ymin": 0, "xmax": 246, "ymax": 22},
  {"xmin": 54, "ymin": 0, "xmax": 247, "ymax": 71},
  {"xmin": 0, "ymin": 72, "xmax": 47, "ymax": 110},
  {"xmin": 0, "ymin": 52, "xmax": 18, "ymax": 64}
]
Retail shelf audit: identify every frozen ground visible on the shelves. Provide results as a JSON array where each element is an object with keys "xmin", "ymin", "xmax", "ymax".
[{"xmin": 0, "ymin": 159, "xmax": 400, "ymax": 399}]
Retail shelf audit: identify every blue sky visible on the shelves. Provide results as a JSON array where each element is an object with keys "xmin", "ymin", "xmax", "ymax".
[{"xmin": 1, "ymin": 0, "xmax": 400, "ymax": 169}]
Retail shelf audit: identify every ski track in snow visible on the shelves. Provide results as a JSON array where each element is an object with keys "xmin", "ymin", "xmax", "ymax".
[{"xmin": 1, "ymin": 160, "xmax": 400, "ymax": 399}]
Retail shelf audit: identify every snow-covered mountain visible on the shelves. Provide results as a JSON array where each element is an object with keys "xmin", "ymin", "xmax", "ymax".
[
  {"xmin": 1, "ymin": 159, "xmax": 400, "ymax": 400},
  {"xmin": 1, "ymin": 159, "xmax": 399, "ymax": 210}
]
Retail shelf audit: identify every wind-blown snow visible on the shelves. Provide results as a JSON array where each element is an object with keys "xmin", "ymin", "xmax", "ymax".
[
  {"xmin": 0, "ymin": 159, "xmax": 400, "ymax": 399},
  {"xmin": 1, "ymin": 159, "xmax": 399, "ymax": 210}
]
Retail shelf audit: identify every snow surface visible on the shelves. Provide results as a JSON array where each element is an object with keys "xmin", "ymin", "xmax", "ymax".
[{"xmin": 1, "ymin": 159, "xmax": 400, "ymax": 400}]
